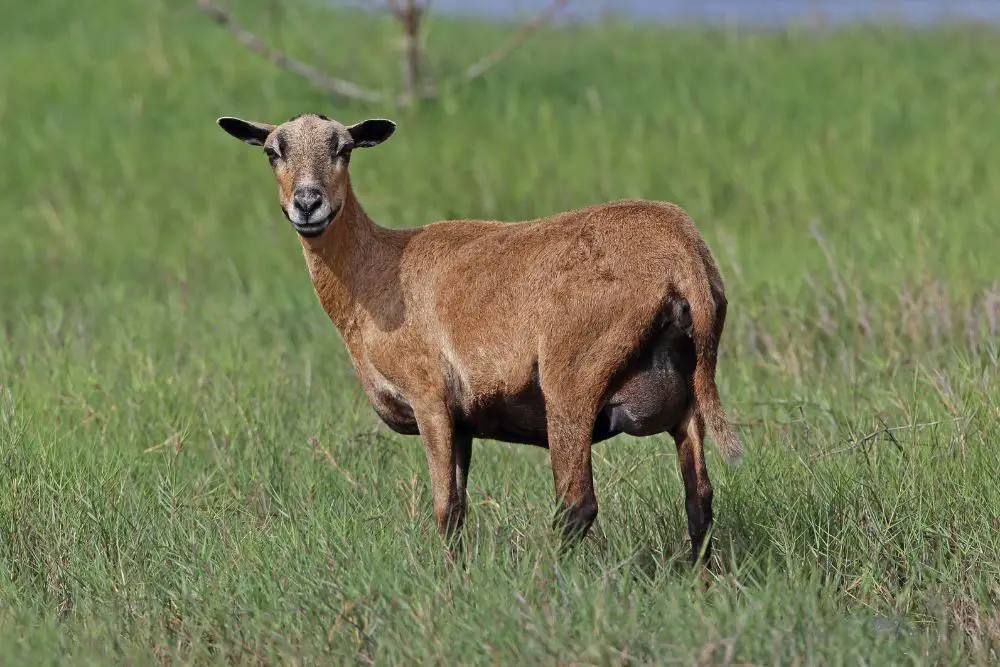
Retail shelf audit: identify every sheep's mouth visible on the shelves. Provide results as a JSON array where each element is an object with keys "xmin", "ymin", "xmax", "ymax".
[{"xmin": 292, "ymin": 205, "xmax": 338, "ymax": 238}]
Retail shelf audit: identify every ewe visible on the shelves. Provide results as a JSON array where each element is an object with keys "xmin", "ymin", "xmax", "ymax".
[{"xmin": 218, "ymin": 112, "xmax": 742, "ymax": 564}]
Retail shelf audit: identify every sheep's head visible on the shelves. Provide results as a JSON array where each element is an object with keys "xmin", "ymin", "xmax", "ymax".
[{"xmin": 216, "ymin": 113, "xmax": 396, "ymax": 238}]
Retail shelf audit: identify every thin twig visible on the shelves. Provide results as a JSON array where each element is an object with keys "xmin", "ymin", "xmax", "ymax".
[
  {"xmin": 455, "ymin": 0, "xmax": 570, "ymax": 83},
  {"xmin": 879, "ymin": 417, "xmax": 903, "ymax": 454},
  {"xmin": 196, "ymin": 0, "xmax": 384, "ymax": 103},
  {"xmin": 812, "ymin": 424, "xmax": 898, "ymax": 461},
  {"xmin": 810, "ymin": 417, "xmax": 963, "ymax": 461}
]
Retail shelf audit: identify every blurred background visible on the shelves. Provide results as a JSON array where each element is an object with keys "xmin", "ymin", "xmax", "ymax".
[
  {"xmin": 348, "ymin": 0, "xmax": 1000, "ymax": 23},
  {"xmin": 1, "ymin": 0, "xmax": 998, "ymax": 664}
]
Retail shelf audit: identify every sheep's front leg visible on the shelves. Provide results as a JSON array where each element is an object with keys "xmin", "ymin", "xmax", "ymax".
[
  {"xmin": 546, "ymin": 403, "xmax": 599, "ymax": 550},
  {"xmin": 414, "ymin": 407, "xmax": 469, "ymax": 556}
]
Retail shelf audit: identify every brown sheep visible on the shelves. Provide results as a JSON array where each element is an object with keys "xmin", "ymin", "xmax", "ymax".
[{"xmin": 216, "ymin": 112, "xmax": 743, "ymax": 564}]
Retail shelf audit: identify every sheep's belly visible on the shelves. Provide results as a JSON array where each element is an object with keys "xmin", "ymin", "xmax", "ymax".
[
  {"xmin": 455, "ymin": 333, "xmax": 696, "ymax": 447},
  {"xmin": 364, "ymin": 332, "xmax": 695, "ymax": 447}
]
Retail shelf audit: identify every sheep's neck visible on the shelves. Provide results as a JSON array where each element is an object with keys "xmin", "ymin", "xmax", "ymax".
[{"xmin": 298, "ymin": 186, "xmax": 401, "ymax": 337}]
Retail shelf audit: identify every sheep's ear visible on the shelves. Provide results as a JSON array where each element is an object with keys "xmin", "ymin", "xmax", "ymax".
[
  {"xmin": 216, "ymin": 116, "xmax": 275, "ymax": 146},
  {"xmin": 347, "ymin": 118, "xmax": 396, "ymax": 148}
]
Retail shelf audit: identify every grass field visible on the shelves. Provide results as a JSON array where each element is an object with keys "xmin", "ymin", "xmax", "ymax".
[{"xmin": 2, "ymin": 0, "xmax": 999, "ymax": 663}]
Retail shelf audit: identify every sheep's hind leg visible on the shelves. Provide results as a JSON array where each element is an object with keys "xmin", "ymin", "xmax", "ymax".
[
  {"xmin": 453, "ymin": 429, "xmax": 472, "ymax": 556},
  {"xmin": 671, "ymin": 409, "xmax": 715, "ymax": 567}
]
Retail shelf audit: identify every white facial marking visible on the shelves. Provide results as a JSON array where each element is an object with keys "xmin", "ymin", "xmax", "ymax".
[{"xmin": 288, "ymin": 201, "xmax": 333, "ymax": 228}]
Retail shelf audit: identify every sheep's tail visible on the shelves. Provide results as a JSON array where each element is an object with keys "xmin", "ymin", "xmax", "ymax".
[{"xmin": 687, "ymin": 287, "xmax": 743, "ymax": 464}]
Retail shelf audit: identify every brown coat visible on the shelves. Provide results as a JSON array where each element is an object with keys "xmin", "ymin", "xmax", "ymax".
[{"xmin": 217, "ymin": 113, "xmax": 742, "ymax": 564}]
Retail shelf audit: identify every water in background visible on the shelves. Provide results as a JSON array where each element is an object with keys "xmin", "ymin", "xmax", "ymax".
[{"xmin": 334, "ymin": 0, "xmax": 1000, "ymax": 25}]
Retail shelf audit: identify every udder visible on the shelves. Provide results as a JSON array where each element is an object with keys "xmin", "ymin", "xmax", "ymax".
[{"xmin": 602, "ymin": 328, "xmax": 696, "ymax": 437}]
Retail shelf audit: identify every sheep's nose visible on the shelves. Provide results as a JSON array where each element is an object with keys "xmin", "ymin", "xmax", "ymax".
[{"xmin": 293, "ymin": 187, "xmax": 323, "ymax": 214}]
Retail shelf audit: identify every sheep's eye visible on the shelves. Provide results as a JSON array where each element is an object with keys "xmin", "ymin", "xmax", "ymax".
[{"xmin": 264, "ymin": 147, "xmax": 280, "ymax": 163}]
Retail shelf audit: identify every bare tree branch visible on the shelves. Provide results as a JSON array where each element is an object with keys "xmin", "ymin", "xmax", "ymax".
[
  {"xmin": 196, "ymin": 0, "xmax": 383, "ymax": 103},
  {"xmin": 384, "ymin": 0, "xmax": 427, "ymax": 102},
  {"xmin": 401, "ymin": 0, "xmax": 570, "ymax": 101},
  {"xmin": 197, "ymin": 0, "xmax": 570, "ymax": 107},
  {"xmin": 456, "ymin": 0, "xmax": 570, "ymax": 83}
]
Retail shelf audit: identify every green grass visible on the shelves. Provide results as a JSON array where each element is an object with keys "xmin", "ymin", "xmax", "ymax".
[{"xmin": 2, "ymin": 0, "xmax": 1000, "ymax": 663}]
